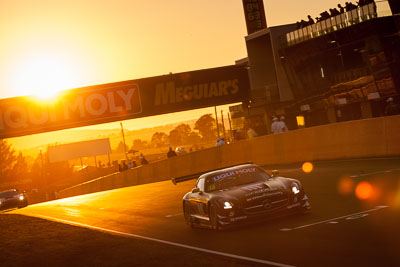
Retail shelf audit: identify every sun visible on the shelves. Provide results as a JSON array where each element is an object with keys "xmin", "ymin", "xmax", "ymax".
[{"xmin": 10, "ymin": 50, "xmax": 85, "ymax": 99}]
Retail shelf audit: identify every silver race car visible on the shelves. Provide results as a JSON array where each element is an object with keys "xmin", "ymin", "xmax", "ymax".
[{"xmin": 174, "ymin": 163, "xmax": 311, "ymax": 230}]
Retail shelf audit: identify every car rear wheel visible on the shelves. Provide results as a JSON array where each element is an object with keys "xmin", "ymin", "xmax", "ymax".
[
  {"xmin": 209, "ymin": 202, "xmax": 220, "ymax": 230},
  {"xmin": 183, "ymin": 202, "xmax": 194, "ymax": 227}
]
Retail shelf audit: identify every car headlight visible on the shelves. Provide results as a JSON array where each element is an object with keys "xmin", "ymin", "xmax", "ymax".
[
  {"xmin": 291, "ymin": 183, "xmax": 300, "ymax": 195},
  {"xmin": 223, "ymin": 201, "xmax": 233, "ymax": 209},
  {"xmin": 19, "ymin": 195, "xmax": 24, "ymax": 201}
]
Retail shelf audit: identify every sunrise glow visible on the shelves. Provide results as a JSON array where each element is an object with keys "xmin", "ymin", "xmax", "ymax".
[{"xmin": 10, "ymin": 50, "xmax": 86, "ymax": 99}]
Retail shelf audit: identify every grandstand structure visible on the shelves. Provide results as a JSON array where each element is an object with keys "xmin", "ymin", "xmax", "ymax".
[{"xmin": 241, "ymin": 0, "xmax": 399, "ymax": 131}]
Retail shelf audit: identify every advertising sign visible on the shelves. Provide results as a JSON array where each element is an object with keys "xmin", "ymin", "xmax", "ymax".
[
  {"xmin": 229, "ymin": 104, "xmax": 245, "ymax": 118},
  {"xmin": 0, "ymin": 65, "xmax": 250, "ymax": 138},
  {"xmin": 48, "ymin": 138, "xmax": 112, "ymax": 163},
  {"xmin": 242, "ymin": 0, "xmax": 267, "ymax": 35}
]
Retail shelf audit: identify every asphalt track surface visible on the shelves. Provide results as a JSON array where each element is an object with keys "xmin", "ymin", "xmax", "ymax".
[{"xmin": 10, "ymin": 158, "xmax": 400, "ymax": 267}]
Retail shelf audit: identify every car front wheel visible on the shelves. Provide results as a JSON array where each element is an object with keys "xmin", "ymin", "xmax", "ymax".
[
  {"xmin": 183, "ymin": 202, "xmax": 194, "ymax": 227},
  {"xmin": 209, "ymin": 202, "xmax": 220, "ymax": 230}
]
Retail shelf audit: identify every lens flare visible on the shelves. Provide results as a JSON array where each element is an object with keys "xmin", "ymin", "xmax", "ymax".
[
  {"xmin": 302, "ymin": 162, "xmax": 314, "ymax": 173},
  {"xmin": 355, "ymin": 181, "xmax": 373, "ymax": 200},
  {"xmin": 338, "ymin": 176, "xmax": 354, "ymax": 195},
  {"xmin": 392, "ymin": 184, "xmax": 400, "ymax": 208}
]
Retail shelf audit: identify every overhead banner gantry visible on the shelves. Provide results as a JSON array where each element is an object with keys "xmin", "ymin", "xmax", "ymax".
[{"xmin": 0, "ymin": 65, "xmax": 250, "ymax": 139}]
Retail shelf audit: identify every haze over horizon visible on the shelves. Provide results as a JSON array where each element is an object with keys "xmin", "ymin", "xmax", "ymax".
[{"xmin": 8, "ymin": 112, "xmax": 214, "ymax": 152}]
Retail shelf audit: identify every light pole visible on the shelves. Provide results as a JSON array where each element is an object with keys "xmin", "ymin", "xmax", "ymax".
[
  {"xmin": 214, "ymin": 106, "xmax": 220, "ymax": 138},
  {"xmin": 38, "ymin": 147, "xmax": 47, "ymax": 199},
  {"xmin": 120, "ymin": 122, "xmax": 129, "ymax": 162},
  {"xmin": 38, "ymin": 147, "xmax": 44, "ymax": 178},
  {"xmin": 227, "ymin": 112, "xmax": 233, "ymax": 141},
  {"xmin": 221, "ymin": 110, "xmax": 227, "ymax": 141}
]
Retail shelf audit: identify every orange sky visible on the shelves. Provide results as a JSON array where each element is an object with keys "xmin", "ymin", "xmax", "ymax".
[
  {"xmin": 1, "ymin": 0, "xmax": 345, "ymax": 99},
  {"xmin": 1, "ymin": 0, "xmax": 345, "ymax": 148}
]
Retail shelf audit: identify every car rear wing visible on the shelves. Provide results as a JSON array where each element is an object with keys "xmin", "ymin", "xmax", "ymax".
[
  {"xmin": 171, "ymin": 162, "xmax": 253, "ymax": 185},
  {"xmin": 171, "ymin": 172, "xmax": 203, "ymax": 185}
]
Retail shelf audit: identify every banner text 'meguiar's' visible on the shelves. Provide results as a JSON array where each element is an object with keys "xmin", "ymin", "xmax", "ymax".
[{"xmin": 0, "ymin": 65, "xmax": 249, "ymax": 139}]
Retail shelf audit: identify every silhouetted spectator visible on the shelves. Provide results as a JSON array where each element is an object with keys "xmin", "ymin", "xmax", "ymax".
[
  {"xmin": 338, "ymin": 4, "xmax": 345, "ymax": 13},
  {"xmin": 122, "ymin": 161, "xmax": 128, "ymax": 170},
  {"xmin": 320, "ymin": 11, "xmax": 331, "ymax": 20},
  {"xmin": 233, "ymin": 129, "xmax": 245, "ymax": 141},
  {"xmin": 216, "ymin": 137, "xmax": 225, "ymax": 146},
  {"xmin": 345, "ymin": 2, "xmax": 357, "ymax": 11},
  {"xmin": 128, "ymin": 160, "xmax": 136, "ymax": 169},
  {"xmin": 330, "ymin": 8, "xmax": 340, "ymax": 16},
  {"xmin": 247, "ymin": 128, "xmax": 258, "ymax": 139},
  {"xmin": 140, "ymin": 154, "xmax": 149, "ymax": 165},
  {"xmin": 271, "ymin": 117, "xmax": 281, "ymax": 134},
  {"xmin": 345, "ymin": 1, "xmax": 351, "ymax": 10},
  {"xmin": 167, "ymin": 147, "xmax": 177, "ymax": 158},
  {"xmin": 307, "ymin": 15, "xmax": 315, "ymax": 25},
  {"xmin": 385, "ymin": 97, "xmax": 400, "ymax": 116},
  {"xmin": 357, "ymin": 0, "xmax": 366, "ymax": 6},
  {"xmin": 278, "ymin": 116, "xmax": 289, "ymax": 132},
  {"xmin": 300, "ymin": 19, "xmax": 307, "ymax": 28}
]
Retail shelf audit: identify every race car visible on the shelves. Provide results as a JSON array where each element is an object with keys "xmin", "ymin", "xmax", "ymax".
[
  {"xmin": 0, "ymin": 189, "xmax": 28, "ymax": 211},
  {"xmin": 175, "ymin": 163, "xmax": 311, "ymax": 230}
]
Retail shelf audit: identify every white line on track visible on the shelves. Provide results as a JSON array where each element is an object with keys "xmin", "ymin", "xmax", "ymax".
[
  {"xmin": 165, "ymin": 212, "xmax": 184, "ymax": 218},
  {"xmin": 267, "ymin": 168, "xmax": 302, "ymax": 172},
  {"xmin": 309, "ymin": 157, "xmax": 400, "ymax": 164},
  {"xmin": 350, "ymin": 168, "xmax": 400, "ymax": 178},
  {"xmin": 280, "ymin": 206, "xmax": 388, "ymax": 232},
  {"xmin": 16, "ymin": 212, "xmax": 296, "ymax": 267}
]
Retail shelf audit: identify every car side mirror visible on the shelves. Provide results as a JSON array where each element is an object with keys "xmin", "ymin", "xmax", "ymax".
[
  {"xmin": 271, "ymin": 170, "xmax": 279, "ymax": 177},
  {"xmin": 192, "ymin": 188, "xmax": 201, "ymax": 193}
]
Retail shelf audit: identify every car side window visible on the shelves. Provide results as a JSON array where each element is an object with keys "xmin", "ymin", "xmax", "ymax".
[{"xmin": 196, "ymin": 178, "xmax": 205, "ymax": 192}]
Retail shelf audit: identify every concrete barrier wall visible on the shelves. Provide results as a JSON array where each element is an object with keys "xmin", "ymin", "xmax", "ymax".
[{"xmin": 59, "ymin": 115, "xmax": 400, "ymax": 198}]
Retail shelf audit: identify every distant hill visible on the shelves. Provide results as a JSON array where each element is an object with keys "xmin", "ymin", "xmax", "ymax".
[{"xmin": 8, "ymin": 119, "xmax": 199, "ymax": 158}]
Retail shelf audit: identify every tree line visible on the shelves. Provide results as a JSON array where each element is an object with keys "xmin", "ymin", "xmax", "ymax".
[
  {"xmin": 0, "ymin": 139, "xmax": 73, "ymax": 191},
  {"xmin": 0, "ymin": 113, "xmax": 220, "ymax": 190},
  {"xmin": 114, "ymin": 113, "xmax": 220, "ymax": 152}
]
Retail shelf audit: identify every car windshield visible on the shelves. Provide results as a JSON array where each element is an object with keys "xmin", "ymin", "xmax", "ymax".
[
  {"xmin": 0, "ymin": 190, "xmax": 19, "ymax": 198},
  {"xmin": 205, "ymin": 166, "xmax": 270, "ymax": 192}
]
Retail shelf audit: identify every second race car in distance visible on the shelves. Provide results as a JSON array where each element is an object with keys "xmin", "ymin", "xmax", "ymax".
[
  {"xmin": 0, "ymin": 189, "xmax": 28, "ymax": 211},
  {"xmin": 180, "ymin": 163, "xmax": 311, "ymax": 230}
]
